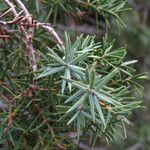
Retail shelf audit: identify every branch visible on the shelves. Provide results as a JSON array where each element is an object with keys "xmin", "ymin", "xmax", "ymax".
[
  {"xmin": 3, "ymin": 0, "xmax": 37, "ymax": 71},
  {"xmin": 4, "ymin": 0, "xmax": 18, "ymax": 16},
  {"xmin": 0, "ymin": 7, "xmax": 14, "ymax": 19},
  {"xmin": 38, "ymin": 23, "xmax": 64, "ymax": 48},
  {"xmin": 14, "ymin": 0, "xmax": 64, "ymax": 48},
  {"xmin": 2, "ymin": 0, "xmax": 64, "ymax": 71}
]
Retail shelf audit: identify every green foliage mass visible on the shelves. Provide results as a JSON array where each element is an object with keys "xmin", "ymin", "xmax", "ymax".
[{"xmin": 0, "ymin": 0, "xmax": 148, "ymax": 149}]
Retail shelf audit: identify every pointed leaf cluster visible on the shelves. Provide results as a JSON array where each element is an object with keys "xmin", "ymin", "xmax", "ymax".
[
  {"xmin": 37, "ymin": 33, "xmax": 99, "ymax": 93},
  {"xmin": 37, "ymin": 34, "xmax": 147, "ymax": 141}
]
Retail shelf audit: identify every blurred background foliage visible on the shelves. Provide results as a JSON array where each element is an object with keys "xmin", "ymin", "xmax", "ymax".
[
  {"xmin": 0, "ymin": 0, "xmax": 150, "ymax": 149},
  {"xmin": 110, "ymin": 0, "xmax": 150, "ymax": 149}
]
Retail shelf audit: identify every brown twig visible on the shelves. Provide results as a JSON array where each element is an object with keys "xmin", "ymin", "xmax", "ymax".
[
  {"xmin": 3, "ymin": 0, "xmax": 37, "ymax": 71},
  {"xmin": 38, "ymin": 23, "xmax": 64, "ymax": 48},
  {"xmin": 2, "ymin": 0, "xmax": 64, "ymax": 72},
  {"xmin": 0, "ymin": 7, "xmax": 14, "ymax": 19},
  {"xmin": 0, "ymin": 35, "xmax": 10, "ymax": 38},
  {"xmin": 4, "ymin": 0, "xmax": 18, "ymax": 16}
]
